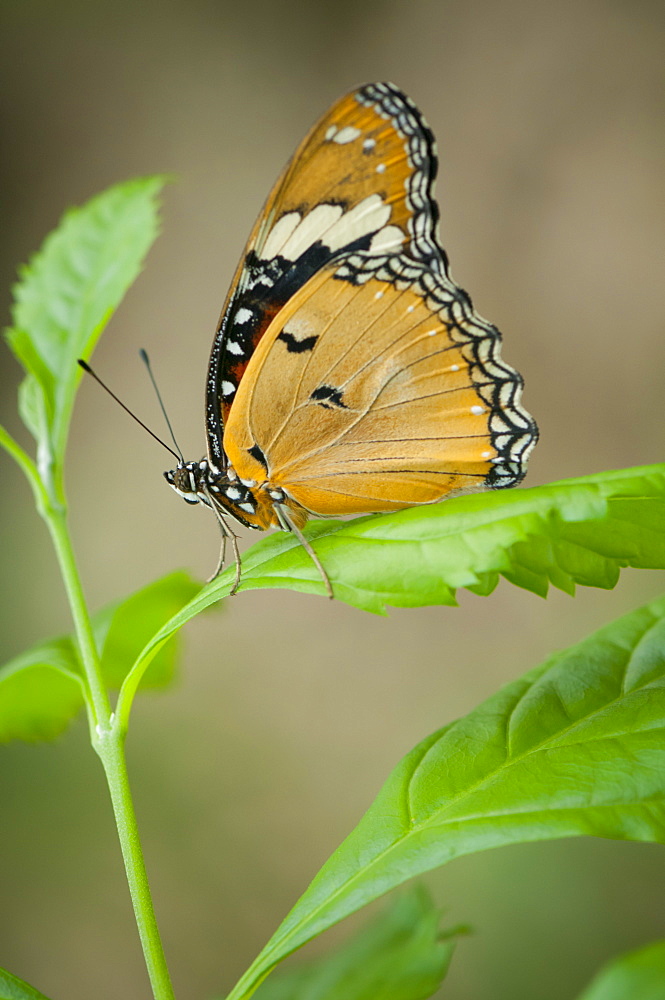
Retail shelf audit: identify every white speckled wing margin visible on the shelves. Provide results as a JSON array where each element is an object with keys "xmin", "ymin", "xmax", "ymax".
[{"xmin": 356, "ymin": 82, "xmax": 444, "ymax": 270}]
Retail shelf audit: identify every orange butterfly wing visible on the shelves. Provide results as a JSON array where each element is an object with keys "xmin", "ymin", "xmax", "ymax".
[
  {"xmin": 223, "ymin": 253, "xmax": 537, "ymax": 520},
  {"xmin": 206, "ymin": 83, "xmax": 443, "ymax": 470}
]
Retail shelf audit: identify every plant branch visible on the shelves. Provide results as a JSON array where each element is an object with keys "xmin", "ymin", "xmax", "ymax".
[
  {"xmin": 95, "ymin": 727, "xmax": 177, "ymax": 1000},
  {"xmin": 45, "ymin": 506, "xmax": 112, "ymax": 727},
  {"xmin": 0, "ymin": 423, "xmax": 48, "ymax": 513},
  {"xmin": 44, "ymin": 499, "xmax": 176, "ymax": 1000},
  {"xmin": 116, "ymin": 636, "xmax": 172, "ymax": 734}
]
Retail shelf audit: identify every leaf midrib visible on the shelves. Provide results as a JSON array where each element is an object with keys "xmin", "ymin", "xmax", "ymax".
[
  {"xmin": 247, "ymin": 614, "xmax": 663, "ymax": 981},
  {"xmin": 406, "ymin": 618, "xmax": 660, "ymax": 826}
]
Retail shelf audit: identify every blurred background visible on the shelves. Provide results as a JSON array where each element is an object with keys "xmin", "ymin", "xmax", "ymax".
[{"xmin": 1, "ymin": 1, "xmax": 664, "ymax": 997}]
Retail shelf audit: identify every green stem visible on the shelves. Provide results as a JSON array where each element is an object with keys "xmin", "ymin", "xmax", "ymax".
[
  {"xmin": 45, "ymin": 507, "xmax": 112, "ymax": 727},
  {"xmin": 95, "ymin": 729, "xmax": 177, "ymax": 1000},
  {"xmin": 4, "ymin": 408, "xmax": 175, "ymax": 995},
  {"xmin": 0, "ymin": 424, "xmax": 48, "ymax": 514},
  {"xmin": 44, "ymin": 503, "xmax": 176, "ymax": 1000}
]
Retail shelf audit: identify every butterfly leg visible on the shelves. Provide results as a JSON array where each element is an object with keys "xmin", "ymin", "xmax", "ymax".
[
  {"xmin": 203, "ymin": 487, "xmax": 243, "ymax": 594},
  {"xmin": 227, "ymin": 527, "xmax": 243, "ymax": 596},
  {"xmin": 208, "ymin": 530, "xmax": 227, "ymax": 583},
  {"xmin": 275, "ymin": 503, "xmax": 333, "ymax": 600}
]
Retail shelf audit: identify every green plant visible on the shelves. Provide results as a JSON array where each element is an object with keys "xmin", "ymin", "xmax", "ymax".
[{"xmin": 1, "ymin": 178, "xmax": 664, "ymax": 1000}]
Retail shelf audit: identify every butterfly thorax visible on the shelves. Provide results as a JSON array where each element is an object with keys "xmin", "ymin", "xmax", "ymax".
[{"xmin": 164, "ymin": 459, "xmax": 308, "ymax": 532}]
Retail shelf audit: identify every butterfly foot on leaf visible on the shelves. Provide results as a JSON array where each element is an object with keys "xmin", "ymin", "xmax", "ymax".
[
  {"xmin": 205, "ymin": 515, "xmax": 243, "ymax": 596},
  {"xmin": 228, "ymin": 557, "xmax": 242, "ymax": 597},
  {"xmin": 275, "ymin": 504, "xmax": 334, "ymax": 599}
]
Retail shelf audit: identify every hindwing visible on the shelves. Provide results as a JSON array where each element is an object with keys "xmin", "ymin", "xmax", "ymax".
[{"xmin": 222, "ymin": 253, "xmax": 537, "ymax": 517}]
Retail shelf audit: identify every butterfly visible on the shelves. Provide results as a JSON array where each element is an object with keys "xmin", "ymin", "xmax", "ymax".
[{"xmin": 165, "ymin": 82, "xmax": 538, "ymax": 597}]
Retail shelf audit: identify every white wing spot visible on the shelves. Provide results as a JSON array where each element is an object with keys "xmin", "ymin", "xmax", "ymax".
[
  {"xmin": 324, "ymin": 194, "xmax": 391, "ymax": 253},
  {"xmin": 376, "ymin": 163, "xmax": 386, "ymax": 173},
  {"xmin": 240, "ymin": 478, "xmax": 257, "ymax": 487},
  {"xmin": 239, "ymin": 502, "xmax": 255, "ymax": 514},
  {"xmin": 221, "ymin": 381, "xmax": 236, "ymax": 396},
  {"xmin": 363, "ymin": 138, "xmax": 376, "ymax": 151},
  {"xmin": 471, "ymin": 405, "xmax": 485, "ymax": 415},
  {"xmin": 227, "ymin": 341, "xmax": 243, "ymax": 355},
  {"xmin": 482, "ymin": 451, "xmax": 493, "ymax": 459},
  {"xmin": 333, "ymin": 126, "xmax": 361, "ymax": 144},
  {"xmin": 226, "ymin": 487, "xmax": 242, "ymax": 500},
  {"xmin": 451, "ymin": 364, "xmax": 460, "ymax": 371},
  {"xmin": 369, "ymin": 225, "xmax": 404, "ymax": 253},
  {"xmin": 235, "ymin": 307, "xmax": 253, "ymax": 323},
  {"xmin": 407, "ymin": 304, "xmax": 415, "ymax": 313},
  {"xmin": 260, "ymin": 211, "xmax": 301, "ymax": 260},
  {"xmin": 426, "ymin": 328, "xmax": 438, "ymax": 336},
  {"xmin": 280, "ymin": 203, "xmax": 344, "ymax": 260},
  {"xmin": 374, "ymin": 290, "xmax": 384, "ymax": 299},
  {"xmin": 325, "ymin": 125, "xmax": 338, "ymax": 140}
]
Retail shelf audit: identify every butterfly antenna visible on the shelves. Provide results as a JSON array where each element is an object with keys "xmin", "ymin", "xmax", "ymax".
[
  {"xmin": 139, "ymin": 349, "xmax": 185, "ymax": 463},
  {"xmin": 77, "ymin": 359, "xmax": 182, "ymax": 464}
]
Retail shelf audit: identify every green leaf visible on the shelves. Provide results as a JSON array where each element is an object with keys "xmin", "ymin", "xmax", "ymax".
[
  {"xmin": 226, "ymin": 593, "xmax": 665, "ymax": 1000},
  {"xmin": 0, "ymin": 571, "xmax": 199, "ymax": 743},
  {"xmin": 0, "ymin": 638, "xmax": 83, "ymax": 743},
  {"xmin": 123, "ymin": 466, "xmax": 665, "ymax": 698},
  {"xmin": 228, "ymin": 465, "xmax": 663, "ymax": 613},
  {"xmin": 17, "ymin": 374, "xmax": 47, "ymax": 444},
  {"xmin": 577, "ymin": 940, "xmax": 665, "ymax": 1000},
  {"xmin": 5, "ymin": 176, "xmax": 166, "ymax": 460},
  {"xmin": 0, "ymin": 966, "xmax": 52, "ymax": 1000},
  {"xmin": 93, "ymin": 570, "xmax": 200, "ymax": 688},
  {"xmin": 251, "ymin": 887, "xmax": 458, "ymax": 1000},
  {"xmin": 120, "ymin": 464, "xmax": 665, "ymax": 731}
]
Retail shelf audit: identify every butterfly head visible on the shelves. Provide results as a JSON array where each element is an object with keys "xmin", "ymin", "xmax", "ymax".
[
  {"xmin": 164, "ymin": 458, "xmax": 276, "ymax": 530},
  {"xmin": 164, "ymin": 460, "xmax": 208, "ymax": 505}
]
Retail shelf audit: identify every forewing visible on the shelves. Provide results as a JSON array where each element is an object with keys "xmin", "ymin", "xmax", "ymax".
[
  {"xmin": 206, "ymin": 82, "xmax": 443, "ymax": 469},
  {"xmin": 223, "ymin": 253, "xmax": 538, "ymax": 517}
]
